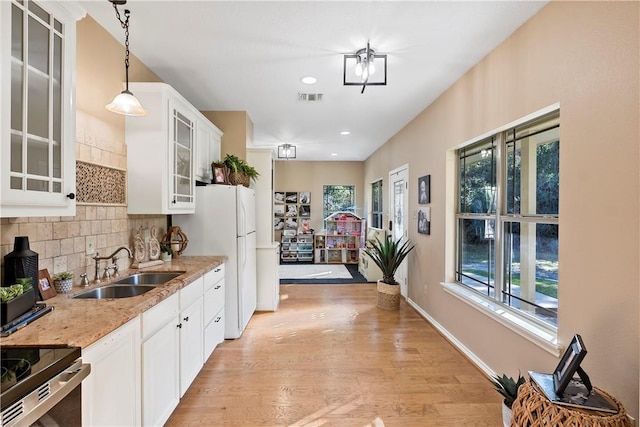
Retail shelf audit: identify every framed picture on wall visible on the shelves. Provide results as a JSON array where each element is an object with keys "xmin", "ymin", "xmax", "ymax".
[
  {"xmin": 299, "ymin": 205, "xmax": 310, "ymax": 217},
  {"xmin": 418, "ymin": 175, "xmax": 430, "ymax": 204},
  {"xmin": 285, "ymin": 217, "xmax": 298, "ymax": 230},
  {"xmin": 285, "ymin": 205, "xmax": 297, "ymax": 217},
  {"xmin": 274, "ymin": 192, "xmax": 285, "ymax": 204},
  {"xmin": 418, "ymin": 206, "xmax": 430, "ymax": 235},
  {"xmin": 299, "ymin": 191, "xmax": 311, "ymax": 204},
  {"xmin": 285, "ymin": 192, "xmax": 297, "ymax": 203},
  {"xmin": 274, "ymin": 218, "xmax": 285, "ymax": 230},
  {"xmin": 274, "ymin": 204, "xmax": 285, "ymax": 217}
]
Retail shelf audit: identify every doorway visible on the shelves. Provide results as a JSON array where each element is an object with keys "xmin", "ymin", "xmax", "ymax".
[{"xmin": 389, "ymin": 165, "xmax": 409, "ymax": 297}]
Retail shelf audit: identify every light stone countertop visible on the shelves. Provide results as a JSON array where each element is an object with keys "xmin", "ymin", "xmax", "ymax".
[{"xmin": 0, "ymin": 256, "xmax": 227, "ymax": 348}]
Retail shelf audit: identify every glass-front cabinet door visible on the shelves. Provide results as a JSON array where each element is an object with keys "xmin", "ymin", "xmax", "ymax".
[
  {"xmin": 169, "ymin": 99, "xmax": 196, "ymax": 211},
  {"xmin": 1, "ymin": 0, "xmax": 83, "ymax": 217}
]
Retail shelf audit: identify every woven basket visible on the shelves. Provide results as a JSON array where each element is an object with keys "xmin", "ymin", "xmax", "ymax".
[
  {"xmin": 376, "ymin": 281, "xmax": 400, "ymax": 311},
  {"xmin": 510, "ymin": 379, "xmax": 631, "ymax": 427},
  {"xmin": 228, "ymin": 171, "xmax": 250, "ymax": 187}
]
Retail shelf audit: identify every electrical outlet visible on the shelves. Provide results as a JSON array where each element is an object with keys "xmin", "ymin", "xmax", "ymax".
[{"xmin": 86, "ymin": 236, "xmax": 96, "ymax": 255}]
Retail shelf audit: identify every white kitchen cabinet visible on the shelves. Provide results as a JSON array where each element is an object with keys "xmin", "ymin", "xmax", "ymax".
[
  {"xmin": 203, "ymin": 265, "xmax": 225, "ymax": 361},
  {"xmin": 141, "ymin": 292, "xmax": 180, "ymax": 426},
  {"xmin": 195, "ymin": 117, "xmax": 222, "ymax": 183},
  {"xmin": 82, "ymin": 317, "xmax": 141, "ymax": 427},
  {"xmin": 0, "ymin": 1, "xmax": 85, "ymax": 217},
  {"xmin": 125, "ymin": 82, "xmax": 199, "ymax": 214},
  {"xmin": 179, "ymin": 276, "xmax": 204, "ymax": 396},
  {"xmin": 256, "ymin": 244, "xmax": 280, "ymax": 311}
]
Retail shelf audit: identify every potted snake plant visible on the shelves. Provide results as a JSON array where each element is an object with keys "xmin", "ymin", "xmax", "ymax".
[
  {"xmin": 363, "ymin": 235, "xmax": 414, "ymax": 310},
  {"xmin": 490, "ymin": 372, "xmax": 526, "ymax": 427}
]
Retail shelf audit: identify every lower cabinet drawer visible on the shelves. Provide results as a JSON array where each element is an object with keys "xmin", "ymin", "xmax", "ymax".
[
  {"xmin": 203, "ymin": 308, "xmax": 224, "ymax": 362},
  {"xmin": 203, "ymin": 279, "xmax": 224, "ymax": 325}
]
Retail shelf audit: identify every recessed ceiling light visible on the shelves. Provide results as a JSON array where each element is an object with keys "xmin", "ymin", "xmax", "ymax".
[
  {"xmin": 331, "ymin": 153, "xmax": 338, "ymax": 157},
  {"xmin": 301, "ymin": 76, "xmax": 317, "ymax": 85},
  {"xmin": 340, "ymin": 131, "xmax": 350, "ymax": 135}
]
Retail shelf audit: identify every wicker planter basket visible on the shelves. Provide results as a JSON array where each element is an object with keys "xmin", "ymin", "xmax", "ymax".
[
  {"xmin": 510, "ymin": 379, "xmax": 631, "ymax": 427},
  {"xmin": 228, "ymin": 171, "xmax": 250, "ymax": 187},
  {"xmin": 377, "ymin": 281, "xmax": 400, "ymax": 311}
]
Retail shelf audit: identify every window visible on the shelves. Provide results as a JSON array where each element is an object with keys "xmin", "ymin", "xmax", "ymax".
[
  {"xmin": 371, "ymin": 180, "xmax": 383, "ymax": 229},
  {"xmin": 323, "ymin": 185, "xmax": 355, "ymax": 220},
  {"xmin": 456, "ymin": 111, "xmax": 559, "ymax": 328}
]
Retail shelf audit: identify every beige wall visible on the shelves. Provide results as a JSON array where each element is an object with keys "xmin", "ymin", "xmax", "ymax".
[
  {"xmin": 364, "ymin": 1, "xmax": 639, "ymax": 417},
  {"xmin": 202, "ymin": 111, "xmax": 253, "ymax": 161},
  {"xmin": 274, "ymin": 161, "xmax": 364, "ymax": 239},
  {"xmin": 1, "ymin": 16, "xmax": 166, "ymax": 283}
]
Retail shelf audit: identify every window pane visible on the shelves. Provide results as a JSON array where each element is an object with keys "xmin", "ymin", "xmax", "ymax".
[
  {"xmin": 12, "ymin": 4, "xmax": 23, "ymax": 60},
  {"xmin": 457, "ymin": 218, "xmax": 495, "ymax": 297},
  {"xmin": 175, "ymin": 112, "xmax": 192, "ymax": 149},
  {"xmin": 11, "ymin": 134, "xmax": 23, "ymax": 172},
  {"xmin": 506, "ymin": 119, "xmax": 559, "ymax": 215},
  {"xmin": 11, "ymin": 62, "xmax": 24, "ymax": 131},
  {"xmin": 502, "ymin": 221, "xmax": 558, "ymax": 325},
  {"xmin": 28, "ymin": 1, "xmax": 50, "ymax": 23},
  {"xmin": 27, "ymin": 178, "xmax": 48, "ymax": 192},
  {"xmin": 459, "ymin": 138, "xmax": 496, "ymax": 214},
  {"xmin": 27, "ymin": 69, "xmax": 49, "ymax": 138},
  {"xmin": 27, "ymin": 137, "xmax": 48, "ymax": 176},
  {"xmin": 323, "ymin": 185, "xmax": 355, "ymax": 219},
  {"xmin": 28, "ymin": 15, "xmax": 49, "ymax": 74},
  {"xmin": 10, "ymin": 177, "xmax": 23, "ymax": 190}
]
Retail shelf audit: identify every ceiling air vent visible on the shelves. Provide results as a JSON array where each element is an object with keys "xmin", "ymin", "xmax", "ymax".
[{"xmin": 298, "ymin": 92, "xmax": 323, "ymax": 102}]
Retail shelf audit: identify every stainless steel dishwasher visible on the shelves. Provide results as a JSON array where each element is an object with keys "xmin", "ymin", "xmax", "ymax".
[{"xmin": 1, "ymin": 346, "xmax": 90, "ymax": 427}]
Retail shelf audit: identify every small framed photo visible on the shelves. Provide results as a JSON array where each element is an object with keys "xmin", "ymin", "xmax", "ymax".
[
  {"xmin": 274, "ymin": 192, "xmax": 285, "ymax": 204},
  {"xmin": 274, "ymin": 218, "xmax": 285, "ymax": 230},
  {"xmin": 298, "ymin": 205, "xmax": 310, "ymax": 217},
  {"xmin": 285, "ymin": 217, "xmax": 298, "ymax": 230},
  {"xmin": 285, "ymin": 192, "xmax": 297, "ymax": 203},
  {"xmin": 418, "ymin": 175, "xmax": 430, "ymax": 204},
  {"xmin": 553, "ymin": 334, "xmax": 588, "ymax": 395},
  {"xmin": 418, "ymin": 206, "xmax": 430, "ymax": 235},
  {"xmin": 38, "ymin": 269, "xmax": 57, "ymax": 300},
  {"xmin": 299, "ymin": 191, "xmax": 311, "ymax": 204},
  {"xmin": 212, "ymin": 163, "xmax": 227, "ymax": 184},
  {"xmin": 274, "ymin": 204, "xmax": 285, "ymax": 217},
  {"xmin": 285, "ymin": 204, "xmax": 297, "ymax": 217}
]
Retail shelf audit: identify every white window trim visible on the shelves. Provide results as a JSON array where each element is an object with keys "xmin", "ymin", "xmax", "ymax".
[{"xmin": 441, "ymin": 282, "xmax": 561, "ymax": 356}]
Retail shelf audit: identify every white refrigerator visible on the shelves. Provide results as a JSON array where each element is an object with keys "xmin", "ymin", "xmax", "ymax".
[{"xmin": 173, "ymin": 185, "xmax": 257, "ymax": 339}]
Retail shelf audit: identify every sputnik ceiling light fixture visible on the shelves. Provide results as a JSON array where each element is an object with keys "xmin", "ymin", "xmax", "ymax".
[
  {"xmin": 277, "ymin": 144, "xmax": 296, "ymax": 160},
  {"xmin": 343, "ymin": 41, "xmax": 387, "ymax": 94},
  {"xmin": 105, "ymin": 0, "xmax": 147, "ymax": 116}
]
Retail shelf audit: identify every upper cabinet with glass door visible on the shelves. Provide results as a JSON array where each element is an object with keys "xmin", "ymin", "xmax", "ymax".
[
  {"xmin": 126, "ymin": 82, "xmax": 215, "ymax": 214},
  {"xmin": 0, "ymin": 1, "xmax": 85, "ymax": 217}
]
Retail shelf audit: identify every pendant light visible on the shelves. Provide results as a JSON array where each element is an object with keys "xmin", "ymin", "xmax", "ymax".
[{"xmin": 105, "ymin": 0, "xmax": 147, "ymax": 116}]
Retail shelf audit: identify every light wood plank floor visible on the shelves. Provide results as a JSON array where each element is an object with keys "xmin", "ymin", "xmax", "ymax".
[{"xmin": 167, "ymin": 284, "xmax": 502, "ymax": 426}]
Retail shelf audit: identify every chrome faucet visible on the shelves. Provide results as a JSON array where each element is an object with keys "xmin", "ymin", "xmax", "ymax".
[{"xmin": 93, "ymin": 246, "xmax": 133, "ymax": 283}]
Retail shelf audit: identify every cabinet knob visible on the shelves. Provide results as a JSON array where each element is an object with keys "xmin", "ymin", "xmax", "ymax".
[
  {"xmin": 177, "ymin": 323, "xmax": 182, "ymax": 329},
  {"xmin": 66, "ymin": 192, "xmax": 76, "ymax": 199},
  {"xmin": 172, "ymin": 198, "xmax": 176, "ymax": 204},
  {"xmin": 183, "ymin": 316, "xmax": 189, "ymax": 322},
  {"xmin": 215, "ymin": 268, "xmax": 221, "ymax": 272}
]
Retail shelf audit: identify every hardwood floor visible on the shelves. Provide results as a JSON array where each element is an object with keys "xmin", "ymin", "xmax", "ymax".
[{"xmin": 167, "ymin": 284, "xmax": 502, "ymax": 426}]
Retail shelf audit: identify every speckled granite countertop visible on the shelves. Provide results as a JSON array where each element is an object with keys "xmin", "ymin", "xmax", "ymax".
[{"xmin": 0, "ymin": 256, "xmax": 226, "ymax": 348}]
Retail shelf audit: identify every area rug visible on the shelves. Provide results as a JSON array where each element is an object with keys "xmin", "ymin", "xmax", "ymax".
[{"xmin": 279, "ymin": 263, "xmax": 370, "ymax": 284}]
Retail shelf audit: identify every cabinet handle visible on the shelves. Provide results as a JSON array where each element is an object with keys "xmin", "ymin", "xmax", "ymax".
[
  {"xmin": 66, "ymin": 192, "xmax": 76, "ymax": 199},
  {"xmin": 177, "ymin": 323, "xmax": 182, "ymax": 329},
  {"xmin": 214, "ymin": 285, "xmax": 221, "ymax": 290},
  {"xmin": 214, "ymin": 268, "xmax": 221, "ymax": 272},
  {"xmin": 183, "ymin": 316, "xmax": 189, "ymax": 322},
  {"xmin": 214, "ymin": 317, "xmax": 221, "ymax": 323},
  {"xmin": 172, "ymin": 198, "xmax": 176, "ymax": 204}
]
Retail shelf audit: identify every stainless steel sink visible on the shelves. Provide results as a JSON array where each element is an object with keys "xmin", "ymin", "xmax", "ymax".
[
  {"xmin": 71, "ymin": 272, "xmax": 184, "ymax": 299},
  {"xmin": 72, "ymin": 285, "xmax": 157, "ymax": 299},
  {"xmin": 111, "ymin": 272, "xmax": 183, "ymax": 285}
]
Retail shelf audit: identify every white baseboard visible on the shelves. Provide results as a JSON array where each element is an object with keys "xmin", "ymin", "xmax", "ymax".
[{"xmin": 405, "ymin": 297, "xmax": 495, "ymax": 378}]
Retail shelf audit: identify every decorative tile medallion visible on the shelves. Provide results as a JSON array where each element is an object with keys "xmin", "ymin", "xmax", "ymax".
[{"xmin": 76, "ymin": 161, "xmax": 126, "ymax": 205}]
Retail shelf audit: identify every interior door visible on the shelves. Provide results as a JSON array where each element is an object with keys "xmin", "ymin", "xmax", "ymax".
[{"xmin": 389, "ymin": 165, "xmax": 409, "ymax": 297}]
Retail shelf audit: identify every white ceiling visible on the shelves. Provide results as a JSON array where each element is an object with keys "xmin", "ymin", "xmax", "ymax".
[{"xmin": 78, "ymin": 1, "xmax": 547, "ymax": 161}]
